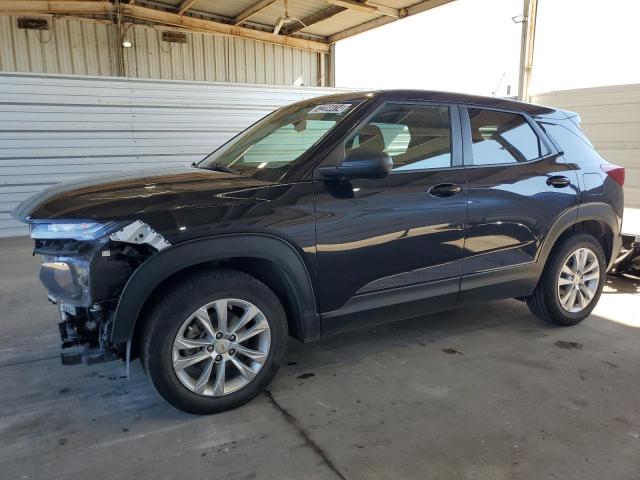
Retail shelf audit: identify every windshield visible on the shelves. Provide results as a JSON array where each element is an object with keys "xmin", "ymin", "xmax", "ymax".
[{"xmin": 197, "ymin": 99, "xmax": 362, "ymax": 180}]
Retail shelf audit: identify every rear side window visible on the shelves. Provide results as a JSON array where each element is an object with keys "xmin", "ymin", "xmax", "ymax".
[
  {"xmin": 467, "ymin": 108, "xmax": 548, "ymax": 165},
  {"xmin": 538, "ymin": 120, "xmax": 603, "ymax": 166},
  {"xmin": 347, "ymin": 103, "xmax": 453, "ymax": 171}
]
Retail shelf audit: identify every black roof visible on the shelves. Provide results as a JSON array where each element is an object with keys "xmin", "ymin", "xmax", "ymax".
[{"xmin": 303, "ymin": 89, "xmax": 558, "ymax": 117}]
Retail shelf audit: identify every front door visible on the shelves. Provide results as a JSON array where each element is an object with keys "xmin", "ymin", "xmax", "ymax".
[{"xmin": 313, "ymin": 101, "xmax": 468, "ymax": 335}]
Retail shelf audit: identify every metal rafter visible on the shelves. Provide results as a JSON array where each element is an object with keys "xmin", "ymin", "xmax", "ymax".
[
  {"xmin": 282, "ymin": 5, "xmax": 346, "ymax": 36},
  {"xmin": 177, "ymin": 0, "xmax": 198, "ymax": 15},
  {"xmin": 326, "ymin": 0, "xmax": 400, "ymax": 18},
  {"xmin": 233, "ymin": 0, "xmax": 278, "ymax": 25}
]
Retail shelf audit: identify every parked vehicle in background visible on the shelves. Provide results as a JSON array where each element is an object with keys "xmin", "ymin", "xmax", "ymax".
[{"xmin": 13, "ymin": 90, "xmax": 624, "ymax": 414}]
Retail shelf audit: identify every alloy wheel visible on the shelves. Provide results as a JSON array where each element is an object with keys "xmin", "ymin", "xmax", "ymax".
[
  {"xmin": 172, "ymin": 298, "xmax": 271, "ymax": 397},
  {"xmin": 557, "ymin": 247, "xmax": 600, "ymax": 313}
]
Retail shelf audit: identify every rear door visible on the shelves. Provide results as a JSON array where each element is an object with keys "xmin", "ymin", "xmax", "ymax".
[
  {"xmin": 313, "ymin": 101, "xmax": 468, "ymax": 334},
  {"xmin": 459, "ymin": 106, "xmax": 579, "ymax": 301}
]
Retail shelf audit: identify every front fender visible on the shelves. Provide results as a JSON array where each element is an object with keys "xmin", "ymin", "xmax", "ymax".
[{"xmin": 110, "ymin": 233, "xmax": 319, "ymax": 344}]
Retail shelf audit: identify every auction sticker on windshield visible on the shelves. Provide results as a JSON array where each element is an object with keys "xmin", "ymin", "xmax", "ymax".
[{"xmin": 308, "ymin": 104, "xmax": 352, "ymax": 115}]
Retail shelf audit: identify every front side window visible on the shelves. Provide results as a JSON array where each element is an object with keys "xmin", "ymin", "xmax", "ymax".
[
  {"xmin": 467, "ymin": 108, "xmax": 548, "ymax": 165},
  {"xmin": 199, "ymin": 100, "xmax": 361, "ymax": 180},
  {"xmin": 346, "ymin": 103, "xmax": 452, "ymax": 171}
]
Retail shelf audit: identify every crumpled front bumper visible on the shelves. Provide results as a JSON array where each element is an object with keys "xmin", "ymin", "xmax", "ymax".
[
  {"xmin": 52, "ymin": 296, "xmax": 120, "ymax": 365},
  {"xmin": 35, "ymin": 240, "xmax": 134, "ymax": 365}
]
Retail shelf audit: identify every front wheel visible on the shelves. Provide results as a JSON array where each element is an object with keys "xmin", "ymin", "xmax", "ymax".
[
  {"xmin": 526, "ymin": 233, "xmax": 606, "ymax": 326},
  {"xmin": 141, "ymin": 269, "xmax": 287, "ymax": 414}
]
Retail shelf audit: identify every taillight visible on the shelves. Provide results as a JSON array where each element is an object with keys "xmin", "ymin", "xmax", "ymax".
[{"xmin": 601, "ymin": 164, "xmax": 625, "ymax": 186}]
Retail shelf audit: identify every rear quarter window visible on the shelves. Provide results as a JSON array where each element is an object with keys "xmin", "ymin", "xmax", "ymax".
[{"xmin": 537, "ymin": 119, "xmax": 604, "ymax": 167}]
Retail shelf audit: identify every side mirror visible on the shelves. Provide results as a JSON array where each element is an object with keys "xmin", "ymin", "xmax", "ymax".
[{"xmin": 319, "ymin": 150, "xmax": 393, "ymax": 180}]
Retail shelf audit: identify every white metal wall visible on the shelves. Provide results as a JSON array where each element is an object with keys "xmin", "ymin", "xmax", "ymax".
[
  {"xmin": 0, "ymin": 16, "xmax": 327, "ymax": 87},
  {"xmin": 0, "ymin": 72, "xmax": 350, "ymax": 237},
  {"xmin": 532, "ymin": 84, "xmax": 640, "ymax": 208}
]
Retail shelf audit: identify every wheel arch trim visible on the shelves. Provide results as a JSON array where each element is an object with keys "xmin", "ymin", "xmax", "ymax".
[
  {"xmin": 110, "ymin": 233, "xmax": 319, "ymax": 344},
  {"xmin": 537, "ymin": 202, "xmax": 621, "ymax": 269}
]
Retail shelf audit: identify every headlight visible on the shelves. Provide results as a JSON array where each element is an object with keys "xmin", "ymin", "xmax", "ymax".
[{"xmin": 30, "ymin": 221, "xmax": 121, "ymax": 241}]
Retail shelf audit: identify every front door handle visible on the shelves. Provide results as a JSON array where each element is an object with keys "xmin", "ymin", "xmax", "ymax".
[
  {"xmin": 547, "ymin": 175, "xmax": 571, "ymax": 188},
  {"xmin": 428, "ymin": 183, "xmax": 463, "ymax": 198}
]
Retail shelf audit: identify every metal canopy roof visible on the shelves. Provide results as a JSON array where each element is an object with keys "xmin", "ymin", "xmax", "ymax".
[
  {"xmin": 164, "ymin": 0, "xmax": 452, "ymax": 40},
  {"xmin": 1, "ymin": 0, "xmax": 456, "ymax": 52}
]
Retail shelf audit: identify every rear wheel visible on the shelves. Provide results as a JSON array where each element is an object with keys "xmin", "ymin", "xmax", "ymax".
[
  {"xmin": 142, "ymin": 269, "xmax": 287, "ymax": 414},
  {"xmin": 526, "ymin": 234, "xmax": 606, "ymax": 326}
]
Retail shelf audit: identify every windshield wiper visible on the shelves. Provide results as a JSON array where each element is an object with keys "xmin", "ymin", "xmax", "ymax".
[{"xmin": 192, "ymin": 162, "xmax": 243, "ymax": 175}]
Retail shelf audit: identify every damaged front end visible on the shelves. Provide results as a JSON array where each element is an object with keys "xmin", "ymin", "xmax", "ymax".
[{"xmin": 30, "ymin": 220, "xmax": 169, "ymax": 365}]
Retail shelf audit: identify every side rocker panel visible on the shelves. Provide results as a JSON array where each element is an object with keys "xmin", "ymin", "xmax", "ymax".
[{"xmin": 110, "ymin": 234, "xmax": 319, "ymax": 344}]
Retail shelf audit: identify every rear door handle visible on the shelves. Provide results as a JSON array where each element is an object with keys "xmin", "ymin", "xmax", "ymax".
[
  {"xmin": 547, "ymin": 175, "xmax": 571, "ymax": 188},
  {"xmin": 428, "ymin": 183, "xmax": 463, "ymax": 198}
]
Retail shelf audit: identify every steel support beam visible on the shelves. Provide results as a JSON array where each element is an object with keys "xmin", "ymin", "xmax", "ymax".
[
  {"xmin": 328, "ymin": 43, "xmax": 336, "ymax": 87},
  {"xmin": 518, "ymin": 0, "xmax": 538, "ymax": 101},
  {"xmin": 0, "ymin": 0, "xmax": 113, "ymax": 15}
]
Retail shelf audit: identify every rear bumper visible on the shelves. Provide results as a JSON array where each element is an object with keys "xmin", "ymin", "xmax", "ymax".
[
  {"xmin": 609, "ymin": 234, "xmax": 623, "ymax": 271},
  {"xmin": 609, "ymin": 233, "xmax": 640, "ymax": 275}
]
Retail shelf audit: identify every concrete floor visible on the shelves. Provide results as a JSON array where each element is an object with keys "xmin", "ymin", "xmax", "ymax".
[{"xmin": 1, "ymin": 236, "xmax": 639, "ymax": 480}]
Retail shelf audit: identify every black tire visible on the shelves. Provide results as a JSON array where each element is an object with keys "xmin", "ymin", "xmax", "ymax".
[
  {"xmin": 141, "ymin": 268, "xmax": 287, "ymax": 414},
  {"xmin": 526, "ymin": 233, "xmax": 606, "ymax": 326}
]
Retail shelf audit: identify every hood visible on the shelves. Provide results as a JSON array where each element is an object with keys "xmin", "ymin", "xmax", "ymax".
[{"xmin": 13, "ymin": 166, "xmax": 276, "ymax": 222}]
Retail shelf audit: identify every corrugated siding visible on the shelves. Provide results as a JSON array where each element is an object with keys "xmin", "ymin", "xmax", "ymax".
[
  {"xmin": 532, "ymin": 84, "xmax": 640, "ymax": 208},
  {"xmin": 0, "ymin": 72, "xmax": 351, "ymax": 237},
  {"xmin": 123, "ymin": 26, "xmax": 322, "ymax": 86},
  {"xmin": 0, "ymin": 16, "xmax": 326, "ymax": 87}
]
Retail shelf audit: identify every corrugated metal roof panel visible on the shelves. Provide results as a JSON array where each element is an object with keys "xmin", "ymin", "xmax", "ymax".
[
  {"xmin": 303, "ymin": 8, "xmax": 381, "ymax": 36},
  {"xmin": 249, "ymin": 0, "xmax": 327, "ymax": 27},
  {"xmin": 188, "ymin": 0, "xmax": 259, "ymax": 18},
  {"xmin": 0, "ymin": 72, "xmax": 352, "ymax": 236}
]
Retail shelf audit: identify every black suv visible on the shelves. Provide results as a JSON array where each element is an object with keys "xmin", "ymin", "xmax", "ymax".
[{"xmin": 14, "ymin": 91, "xmax": 625, "ymax": 414}]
